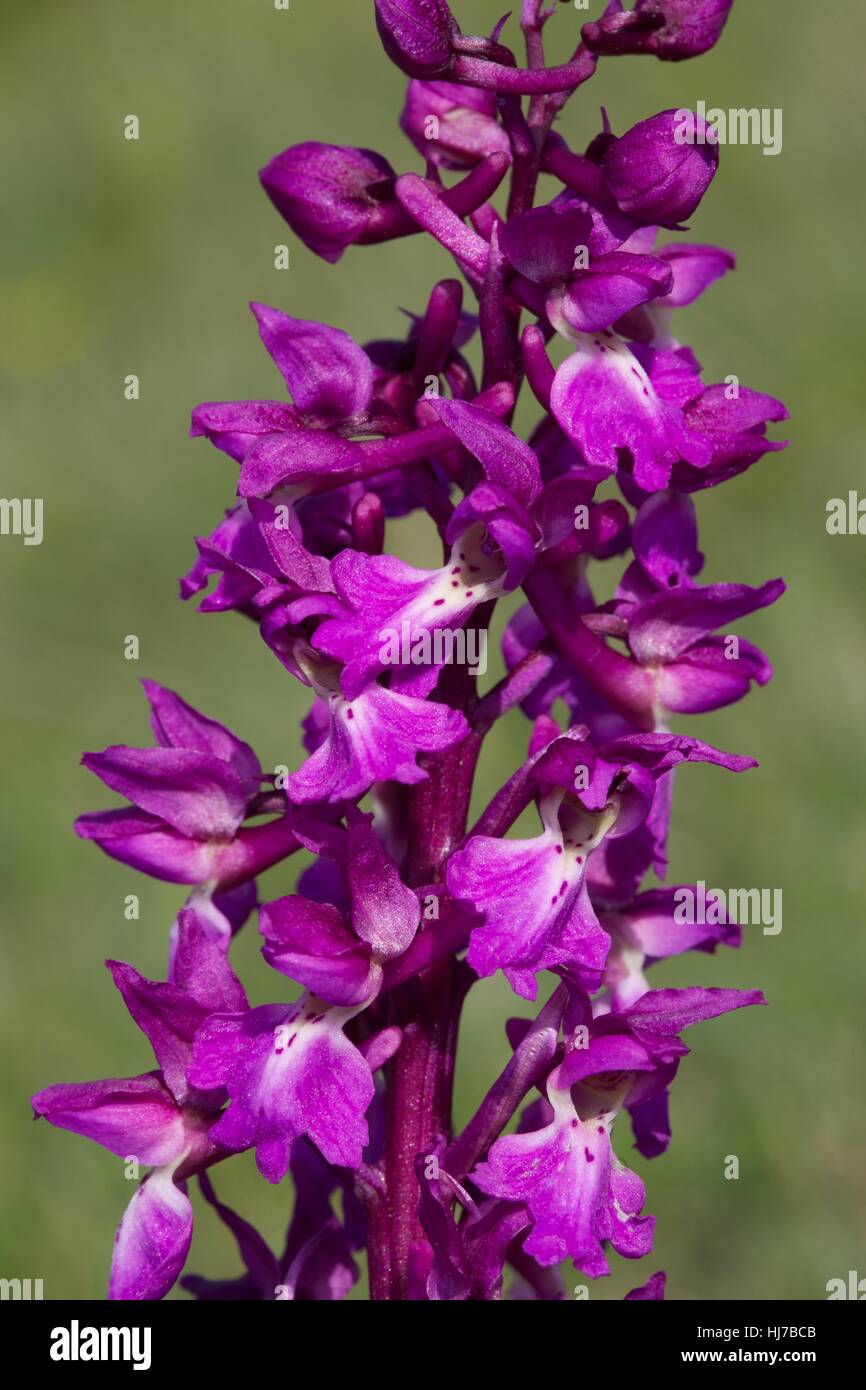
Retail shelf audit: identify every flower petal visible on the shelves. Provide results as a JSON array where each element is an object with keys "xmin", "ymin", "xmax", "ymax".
[
  {"xmin": 109, "ymin": 1168, "xmax": 193, "ymax": 1301},
  {"xmin": 250, "ymin": 303, "xmax": 374, "ymax": 423}
]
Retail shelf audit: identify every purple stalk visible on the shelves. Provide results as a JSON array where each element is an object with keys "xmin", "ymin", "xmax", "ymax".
[{"xmin": 451, "ymin": 50, "xmax": 597, "ymax": 96}]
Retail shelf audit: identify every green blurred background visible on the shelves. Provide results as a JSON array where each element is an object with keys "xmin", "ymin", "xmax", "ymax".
[{"xmin": 2, "ymin": 0, "xmax": 864, "ymax": 1301}]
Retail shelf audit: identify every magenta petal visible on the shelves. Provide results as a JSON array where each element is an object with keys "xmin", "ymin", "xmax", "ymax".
[
  {"xmin": 285, "ymin": 683, "xmax": 467, "ymax": 804},
  {"xmin": 182, "ymin": 503, "xmax": 281, "ymax": 611},
  {"xmin": 74, "ymin": 808, "xmax": 218, "ymax": 883},
  {"xmin": 141, "ymin": 681, "xmax": 261, "ymax": 788},
  {"xmin": 630, "ymin": 489, "xmax": 703, "ymax": 590},
  {"xmin": 400, "ymin": 79, "xmax": 509, "ymax": 170},
  {"xmin": 637, "ymin": 343, "xmax": 705, "ymax": 409},
  {"xmin": 32, "ymin": 1074, "xmax": 186, "ymax": 1167},
  {"xmin": 248, "ymin": 499, "xmax": 335, "ymax": 594},
  {"xmin": 250, "ymin": 303, "xmax": 374, "ymax": 423},
  {"xmin": 108, "ymin": 1169, "xmax": 193, "ymax": 1301},
  {"xmin": 473, "ymin": 1096, "xmax": 651, "ymax": 1274},
  {"xmin": 190, "ymin": 400, "xmax": 300, "ymax": 462},
  {"xmin": 446, "ymin": 484, "xmax": 538, "ymax": 591},
  {"xmin": 556, "ymin": 1032, "xmax": 656, "ymax": 1090},
  {"xmin": 550, "ymin": 332, "xmax": 695, "ymax": 489},
  {"xmin": 316, "ymin": 549, "xmax": 445, "ymax": 696},
  {"xmin": 598, "ymin": 1161, "xmax": 655, "ymax": 1261},
  {"xmin": 472, "ymin": 1116, "xmax": 606, "ymax": 1270},
  {"xmin": 686, "ymin": 382, "xmax": 789, "ymax": 437},
  {"xmin": 553, "ymin": 253, "xmax": 673, "ymax": 334},
  {"xmin": 170, "ymin": 909, "xmax": 249, "ymax": 1014},
  {"xmin": 81, "ymin": 746, "xmax": 248, "ymax": 841},
  {"xmin": 500, "ymin": 204, "xmax": 594, "ymax": 286},
  {"xmin": 238, "ymin": 427, "xmax": 362, "ymax": 499},
  {"xmin": 190, "ymin": 999, "xmax": 374, "ymax": 1175},
  {"xmin": 659, "ymin": 635, "xmax": 773, "ymax": 713},
  {"xmin": 449, "ymin": 826, "xmax": 608, "ymax": 996},
  {"xmin": 260, "ymin": 896, "xmax": 380, "ymax": 1005},
  {"xmin": 428, "ymin": 397, "xmax": 542, "ymax": 505},
  {"xmin": 658, "ymin": 242, "xmax": 735, "ymax": 307},
  {"xmin": 625, "ymin": 1270, "xmax": 666, "ymax": 1300},
  {"xmin": 108, "ymin": 961, "xmax": 211, "ymax": 1106},
  {"xmin": 601, "ymin": 730, "xmax": 758, "ymax": 777},
  {"xmin": 621, "ymin": 985, "xmax": 766, "ymax": 1035},
  {"xmin": 345, "ymin": 813, "xmax": 420, "ymax": 958},
  {"xmin": 628, "ymin": 578, "xmax": 785, "ymax": 664}
]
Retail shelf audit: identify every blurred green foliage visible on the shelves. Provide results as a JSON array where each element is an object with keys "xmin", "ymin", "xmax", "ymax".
[{"xmin": 1, "ymin": 0, "xmax": 864, "ymax": 1301}]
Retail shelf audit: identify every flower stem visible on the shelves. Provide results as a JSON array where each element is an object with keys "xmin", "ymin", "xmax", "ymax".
[{"xmin": 367, "ymin": 662, "xmax": 483, "ymax": 1299}]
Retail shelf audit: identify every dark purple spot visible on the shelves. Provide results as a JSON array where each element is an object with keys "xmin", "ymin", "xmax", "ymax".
[
  {"xmin": 433, "ymin": 598, "xmax": 445, "ymax": 606},
  {"xmin": 465, "ymin": 591, "xmax": 474, "ymax": 599},
  {"xmin": 584, "ymin": 1148, "xmax": 595, "ymax": 1163},
  {"xmin": 560, "ymin": 881, "xmax": 568, "ymax": 895},
  {"xmin": 346, "ymin": 708, "xmax": 354, "ymax": 720},
  {"xmin": 555, "ymin": 844, "xmax": 563, "ymax": 855},
  {"xmin": 571, "ymin": 1119, "xmax": 579, "ymax": 1129},
  {"xmin": 597, "ymin": 1126, "xmax": 604, "ymax": 1135}
]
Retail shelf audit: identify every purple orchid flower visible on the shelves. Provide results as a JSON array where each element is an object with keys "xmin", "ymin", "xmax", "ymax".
[
  {"xmin": 312, "ymin": 482, "xmax": 538, "ymax": 699},
  {"xmin": 608, "ymin": 489, "xmax": 786, "ymax": 713},
  {"xmin": 400, "ymin": 79, "xmax": 510, "ymax": 169},
  {"xmin": 188, "ymin": 993, "xmax": 377, "ymax": 1180},
  {"xmin": 32, "ymin": 913, "xmax": 248, "ymax": 1299},
  {"xmin": 472, "ymin": 983, "xmax": 763, "ymax": 1272},
  {"xmin": 583, "ymin": 1, "xmax": 734, "ymax": 63},
  {"xmin": 75, "ymin": 679, "xmax": 298, "ymax": 889},
  {"xmin": 275, "ymin": 638, "xmax": 469, "ymax": 804},
  {"xmin": 448, "ymin": 725, "xmax": 754, "ymax": 998},
  {"xmin": 37, "ymin": 0, "xmax": 787, "ymax": 1303}
]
